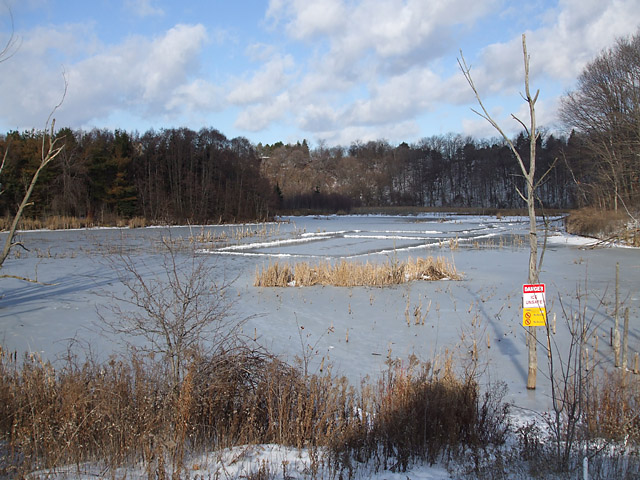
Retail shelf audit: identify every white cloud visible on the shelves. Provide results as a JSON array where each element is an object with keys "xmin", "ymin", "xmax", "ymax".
[
  {"xmin": 124, "ymin": 0, "xmax": 164, "ymax": 17},
  {"xmin": 469, "ymin": 0, "xmax": 640, "ymax": 99},
  {"xmin": 234, "ymin": 92, "xmax": 292, "ymax": 131},
  {"xmin": 297, "ymin": 102, "xmax": 344, "ymax": 133},
  {"xmin": 318, "ymin": 120, "xmax": 421, "ymax": 146},
  {"xmin": 139, "ymin": 24, "xmax": 208, "ymax": 102},
  {"xmin": 529, "ymin": 0, "xmax": 640, "ymax": 83},
  {"xmin": 227, "ymin": 54, "xmax": 295, "ymax": 105},
  {"xmin": 266, "ymin": 0, "xmax": 347, "ymax": 39},
  {"xmin": 165, "ymin": 79, "xmax": 224, "ymax": 112},
  {"xmin": 344, "ymin": 68, "xmax": 444, "ymax": 126},
  {"xmin": 0, "ymin": 22, "xmax": 213, "ymax": 130},
  {"xmin": 254, "ymin": 0, "xmax": 500, "ymax": 141}
]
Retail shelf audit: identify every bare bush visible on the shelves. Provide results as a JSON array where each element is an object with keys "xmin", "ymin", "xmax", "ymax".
[
  {"xmin": 585, "ymin": 369, "xmax": 640, "ymax": 444},
  {"xmin": 98, "ymin": 238, "xmax": 242, "ymax": 386}
]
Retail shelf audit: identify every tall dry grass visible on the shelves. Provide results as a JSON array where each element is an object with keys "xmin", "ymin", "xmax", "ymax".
[
  {"xmin": 188, "ymin": 223, "xmax": 282, "ymax": 244},
  {"xmin": 0, "ymin": 215, "xmax": 92, "ymax": 231},
  {"xmin": 328, "ymin": 354, "xmax": 510, "ymax": 473},
  {"xmin": 0, "ymin": 345, "xmax": 506, "ymax": 477},
  {"xmin": 255, "ymin": 256, "xmax": 460, "ymax": 287}
]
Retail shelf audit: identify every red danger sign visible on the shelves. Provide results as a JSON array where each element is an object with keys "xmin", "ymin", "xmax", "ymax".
[{"xmin": 523, "ymin": 284, "xmax": 545, "ymax": 293}]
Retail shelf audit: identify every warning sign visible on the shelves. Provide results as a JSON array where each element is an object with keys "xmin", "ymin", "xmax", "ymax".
[{"xmin": 522, "ymin": 284, "xmax": 546, "ymax": 327}]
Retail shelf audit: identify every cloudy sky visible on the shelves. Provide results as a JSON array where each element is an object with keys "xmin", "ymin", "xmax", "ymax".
[{"xmin": 1, "ymin": 0, "xmax": 639, "ymax": 146}]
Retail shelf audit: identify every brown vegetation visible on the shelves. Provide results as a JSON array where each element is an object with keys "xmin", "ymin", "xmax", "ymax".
[
  {"xmin": 0, "ymin": 347, "xmax": 504, "ymax": 477},
  {"xmin": 0, "ymin": 214, "xmax": 151, "ymax": 231},
  {"xmin": 566, "ymin": 208, "xmax": 639, "ymax": 245},
  {"xmin": 584, "ymin": 369, "xmax": 640, "ymax": 444},
  {"xmin": 254, "ymin": 256, "xmax": 460, "ymax": 287}
]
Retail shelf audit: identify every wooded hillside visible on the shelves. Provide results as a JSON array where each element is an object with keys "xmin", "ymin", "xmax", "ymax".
[{"xmin": 0, "ymin": 127, "xmax": 599, "ymax": 223}]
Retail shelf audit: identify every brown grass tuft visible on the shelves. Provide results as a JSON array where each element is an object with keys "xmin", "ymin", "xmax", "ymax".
[
  {"xmin": 0, "ymin": 215, "xmax": 98, "ymax": 231},
  {"xmin": 254, "ymin": 261, "xmax": 294, "ymax": 286},
  {"xmin": 254, "ymin": 256, "xmax": 460, "ymax": 287}
]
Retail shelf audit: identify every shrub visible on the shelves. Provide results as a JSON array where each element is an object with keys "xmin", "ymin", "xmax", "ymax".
[
  {"xmin": 328, "ymin": 355, "xmax": 510, "ymax": 473},
  {"xmin": 565, "ymin": 207, "xmax": 627, "ymax": 238}
]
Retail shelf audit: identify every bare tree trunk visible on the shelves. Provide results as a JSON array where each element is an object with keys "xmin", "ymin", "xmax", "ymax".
[
  {"xmin": 460, "ymin": 33, "xmax": 542, "ymax": 389},
  {"xmin": 614, "ymin": 262, "xmax": 621, "ymax": 366},
  {"xmin": 524, "ymin": 36, "xmax": 539, "ymax": 389}
]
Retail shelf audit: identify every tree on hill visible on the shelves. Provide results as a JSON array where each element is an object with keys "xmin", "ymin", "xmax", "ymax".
[{"xmin": 560, "ymin": 31, "xmax": 640, "ymax": 215}]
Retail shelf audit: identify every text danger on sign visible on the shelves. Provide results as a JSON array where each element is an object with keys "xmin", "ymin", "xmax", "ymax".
[{"xmin": 523, "ymin": 283, "xmax": 545, "ymax": 308}]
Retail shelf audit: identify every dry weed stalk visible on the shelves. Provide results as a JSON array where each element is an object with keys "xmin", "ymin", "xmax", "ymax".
[{"xmin": 584, "ymin": 369, "xmax": 640, "ymax": 443}]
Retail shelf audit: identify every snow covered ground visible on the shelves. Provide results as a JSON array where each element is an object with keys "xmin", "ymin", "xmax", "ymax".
[{"xmin": 2, "ymin": 213, "xmax": 639, "ymax": 478}]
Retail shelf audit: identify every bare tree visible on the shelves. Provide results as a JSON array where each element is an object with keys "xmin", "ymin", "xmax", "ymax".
[
  {"xmin": 99, "ymin": 238, "xmax": 244, "ymax": 387},
  {"xmin": 0, "ymin": 81, "xmax": 67, "ymax": 274},
  {"xmin": 459, "ymin": 34, "xmax": 544, "ymax": 389},
  {"xmin": 559, "ymin": 31, "xmax": 640, "ymax": 216},
  {"xmin": 0, "ymin": 7, "xmax": 67, "ymax": 276}
]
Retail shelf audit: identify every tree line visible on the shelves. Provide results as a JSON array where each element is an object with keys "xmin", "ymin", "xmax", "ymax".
[
  {"xmin": 0, "ymin": 127, "xmax": 577, "ymax": 222},
  {"xmin": 0, "ymin": 127, "xmax": 277, "ymax": 223}
]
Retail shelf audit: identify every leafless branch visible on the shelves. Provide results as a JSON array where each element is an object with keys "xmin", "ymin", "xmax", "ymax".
[
  {"xmin": 0, "ymin": 5, "xmax": 21, "ymax": 64},
  {"xmin": 0, "ymin": 71, "xmax": 68, "ymax": 270},
  {"xmin": 458, "ymin": 52, "xmax": 530, "ymax": 179}
]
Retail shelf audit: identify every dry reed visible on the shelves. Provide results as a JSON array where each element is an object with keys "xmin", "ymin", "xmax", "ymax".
[
  {"xmin": 0, "ymin": 215, "xmax": 151, "ymax": 231},
  {"xmin": 0, "ymin": 344, "xmax": 507, "ymax": 477},
  {"xmin": 0, "ymin": 215, "xmax": 95, "ymax": 231},
  {"xmin": 254, "ymin": 256, "xmax": 460, "ymax": 287}
]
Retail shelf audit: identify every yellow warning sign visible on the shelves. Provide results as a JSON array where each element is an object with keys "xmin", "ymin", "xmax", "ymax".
[{"xmin": 523, "ymin": 307, "xmax": 546, "ymax": 327}]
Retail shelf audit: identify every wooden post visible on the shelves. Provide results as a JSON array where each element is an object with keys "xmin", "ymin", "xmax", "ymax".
[
  {"xmin": 614, "ymin": 263, "xmax": 621, "ymax": 366},
  {"xmin": 622, "ymin": 307, "xmax": 630, "ymax": 370}
]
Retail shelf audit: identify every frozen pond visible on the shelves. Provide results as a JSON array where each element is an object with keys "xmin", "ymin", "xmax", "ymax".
[{"xmin": 1, "ymin": 213, "xmax": 639, "ymax": 412}]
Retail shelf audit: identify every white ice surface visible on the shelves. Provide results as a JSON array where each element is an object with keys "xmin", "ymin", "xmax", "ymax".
[{"xmin": 2, "ymin": 214, "xmax": 639, "ymax": 479}]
